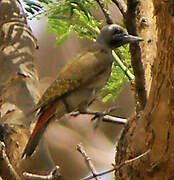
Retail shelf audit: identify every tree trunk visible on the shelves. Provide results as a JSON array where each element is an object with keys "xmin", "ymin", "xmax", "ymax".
[
  {"xmin": 0, "ymin": 0, "xmax": 53, "ymax": 179},
  {"xmin": 116, "ymin": 0, "xmax": 174, "ymax": 179}
]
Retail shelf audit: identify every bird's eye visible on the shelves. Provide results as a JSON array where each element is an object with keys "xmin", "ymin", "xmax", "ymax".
[{"xmin": 113, "ymin": 27, "xmax": 125, "ymax": 35}]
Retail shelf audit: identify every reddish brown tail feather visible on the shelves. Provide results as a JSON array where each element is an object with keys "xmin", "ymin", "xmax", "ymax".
[{"xmin": 22, "ymin": 103, "xmax": 57, "ymax": 158}]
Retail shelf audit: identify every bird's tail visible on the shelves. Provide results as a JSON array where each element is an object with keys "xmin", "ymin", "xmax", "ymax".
[{"xmin": 22, "ymin": 103, "xmax": 57, "ymax": 158}]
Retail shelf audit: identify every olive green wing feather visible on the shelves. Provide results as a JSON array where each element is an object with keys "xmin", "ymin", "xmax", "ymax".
[{"xmin": 35, "ymin": 79, "xmax": 80, "ymax": 111}]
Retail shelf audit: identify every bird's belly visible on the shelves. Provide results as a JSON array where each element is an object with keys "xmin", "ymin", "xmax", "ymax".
[
  {"xmin": 87, "ymin": 66, "xmax": 112, "ymax": 90},
  {"xmin": 62, "ymin": 88, "xmax": 95, "ymax": 112}
]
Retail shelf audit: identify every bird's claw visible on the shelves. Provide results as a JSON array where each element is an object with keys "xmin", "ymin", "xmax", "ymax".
[
  {"xmin": 91, "ymin": 112, "xmax": 104, "ymax": 121},
  {"xmin": 70, "ymin": 112, "xmax": 80, "ymax": 117},
  {"xmin": 91, "ymin": 106, "xmax": 118, "ymax": 121},
  {"xmin": 91, "ymin": 112, "xmax": 107, "ymax": 129},
  {"xmin": 91, "ymin": 106, "xmax": 118, "ymax": 128},
  {"xmin": 71, "ymin": 106, "xmax": 118, "ymax": 128},
  {"xmin": 93, "ymin": 115, "xmax": 105, "ymax": 129}
]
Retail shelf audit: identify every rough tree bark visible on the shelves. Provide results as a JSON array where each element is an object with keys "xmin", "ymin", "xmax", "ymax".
[
  {"xmin": 0, "ymin": 0, "xmax": 54, "ymax": 179},
  {"xmin": 116, "ymin": 0, "xmax": 174, "ymax": 179}
]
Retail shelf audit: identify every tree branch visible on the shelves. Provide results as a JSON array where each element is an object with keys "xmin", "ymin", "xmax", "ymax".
[
  {"xmin": 0, "ymin": 0, "xmax": 54, "ymax": 177},
  {"xmin": 77, "ymin": 144, "xmax": 99, "ymax": 180},
  {"xmin": 84, "ymin": 149, "xmax": 150, "ymax": 180},
  {"xmin": 96, "ymin": 0, "xmax": 113, "ymax": 24},
  {"xmin": 103, "ymin": 115, "xmax": 127, "ymax": 125},
  {"xmin": 72, "ymin": 107, "xmax": 127, "ymax": 127},
  {"xmin": 111, "ymin": 0, "xmax": 127, "ymax": 17},
  {"xmin": 23, "ymin": 166, "xmax": 63, "ymax": 180}
]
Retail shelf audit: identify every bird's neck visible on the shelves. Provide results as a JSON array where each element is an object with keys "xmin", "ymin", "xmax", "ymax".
[{"xmin": 92, "ymin": 41, "xmax": 112, "ymax": 53}]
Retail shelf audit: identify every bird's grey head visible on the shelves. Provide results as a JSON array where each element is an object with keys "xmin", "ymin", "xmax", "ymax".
[{"xmin": 96, "ymin": 24, "xmax": 143, "ymax": 49}]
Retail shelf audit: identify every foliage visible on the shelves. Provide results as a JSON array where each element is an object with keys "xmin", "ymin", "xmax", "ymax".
[
  {"xmin": 47, "ymin": 0, "xmax": 101, "ymax": 45},
  {"xmin": 22, "ymin": 0, "xmax": 45, "ymax": 15},
  {"xmin": 101, "ymin": 44, "xmax": 132, "ymax": 102},
  {"xmin": 23, "ymin": 0, "xmax": 132, "ymax": 101},
  {"xmin": 23, "ymin": 0, "xmax": 103, "ymax": 43}
]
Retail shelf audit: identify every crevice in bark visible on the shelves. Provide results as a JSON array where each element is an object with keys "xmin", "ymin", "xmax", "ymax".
[{"xmin": 165, "ymin": 131, "xmax": 170, "ymax": 153}]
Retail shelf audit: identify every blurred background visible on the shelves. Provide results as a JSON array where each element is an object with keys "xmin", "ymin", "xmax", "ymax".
[{"xmin": 23, "ymin": 5, "xmax": 135, "ymax": 179}]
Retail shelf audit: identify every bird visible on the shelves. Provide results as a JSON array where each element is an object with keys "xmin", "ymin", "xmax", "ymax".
[{"xmin": 22, "ymin": 24, "xmax": 143, "ymax": 158}]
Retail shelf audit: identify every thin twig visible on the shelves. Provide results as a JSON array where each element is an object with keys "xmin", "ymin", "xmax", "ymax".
[
  {"xmin": 72, "ymin": 113, "xmax": 127, "ymax": 126},
  {"xmin": 77, "ymin": 144, "xmax": 99, "ymax": 180},
  {"xmin": 112, "ymin": 50, "xmax": 135, "ymax": 80},
  {"xmin": 111, "ymin": 0, "xmax": 127, "ymax": 17},
  {"xmin": 0, "ymin": 141, "xmax": 21, "ymax": 180},
  {"xmin": 23, "ymin": 166, "xmax": 63, "ymax": 180},
  {"xmin": 103, "ymin": 115, "xmax": 127, "ymax": 125},
  {"xmin": 96, "ymin": 0, "xmax": 113, "ymax": 24},
  {"xmin": 84, "ymin": 149, "xmax": 150, "ymax": 180}
]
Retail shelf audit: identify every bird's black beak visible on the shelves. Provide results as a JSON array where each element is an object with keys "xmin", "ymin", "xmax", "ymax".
[
  {"xmin": 122, "ymin": 34, "xmax": 143, "ymax": 44},
  {"xmin": 111, "ymin": 34, "xmax": 143, "ymax": 48}
]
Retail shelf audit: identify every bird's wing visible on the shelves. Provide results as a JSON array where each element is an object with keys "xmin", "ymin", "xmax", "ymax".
[
  {"xmin": 35, "ymin": 79, "xmax": 80, "ymax": 111},
  {"xmin": 35, "ymin": 46, "xmax": 111, "ymax": 111}
]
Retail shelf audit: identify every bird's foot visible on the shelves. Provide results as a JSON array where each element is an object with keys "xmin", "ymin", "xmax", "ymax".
[
  {"xmin": 91, "ymin": 112, "xmax": 105, "ymax": 129},
  {"xmin": 91, "ymin": 106, "xmax": 118, "ymax": 128},
  {"xmin": 71, "ymin": 106, "xmax": 118, "ymax": 128},
  {"xmin": 70, "ymin": 111, "xmax": 80, "ymax": 117}
]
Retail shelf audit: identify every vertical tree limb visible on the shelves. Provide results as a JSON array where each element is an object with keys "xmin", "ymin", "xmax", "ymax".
[
  {"xmin": 0, "ymin": 0, "xmax": 54, "ymax": 178},
  {"xmin": 96, "ymin": 0, "xmax": 113, "ymax": 24},
  {"xmin": 111, "ymin": 0, "xmax": 127, "ymax": 17},
  {"xmin": 115, "ymin": 0, "xmax": 174, "ymax": 179},
  {"xmin": 125, "ymin": 0, "xmax": 157, "ymax": 110}
]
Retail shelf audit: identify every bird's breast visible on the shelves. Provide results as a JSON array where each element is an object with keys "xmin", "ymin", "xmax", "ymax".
[{"xmin": 86, "ymin": 62, "xmax": 113, "ymax": 90}]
